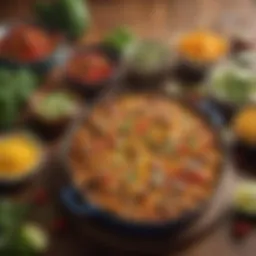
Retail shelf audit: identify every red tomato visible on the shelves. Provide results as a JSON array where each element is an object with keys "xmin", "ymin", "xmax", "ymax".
[
  {"xmin": 180, "ymin": 171, "xmax": 206, "ymax": 184},
  {"xmin": 135, "ymin": 120, "xmax": 149, "ymax": 134},
  {"xmin": 0, "ymin": 24, "xmax": 56, "ymax": 62},
  {"xmin": 179, "ymin": 144, "xmax": 190, "ymax": 154},
  {"xmin": 68, "ymin": 53, "xmax": 113, "ymax": 84}
]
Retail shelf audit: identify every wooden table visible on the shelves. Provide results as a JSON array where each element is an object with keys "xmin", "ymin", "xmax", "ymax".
[{"xmin": 0, "ymin": 0, "xmax": 256, "ymax": 255}]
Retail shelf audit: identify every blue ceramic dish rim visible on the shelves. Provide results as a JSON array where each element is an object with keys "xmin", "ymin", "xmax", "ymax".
[
  {"xmin": 60, "ymin": 186, "xmax": 202, "ymax": 233},
  {"xmin": 0, "ymin": 21, "xmax": 67, "ymax": 66},
  {"xmin": 60, "ymin": 93, "xmax": 226, "ymax": 230}
]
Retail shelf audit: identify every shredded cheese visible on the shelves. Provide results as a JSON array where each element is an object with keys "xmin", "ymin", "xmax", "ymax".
[
  {"xmin": 0, "ymin": 135, "xmax": 41, "ymax": 178},
  {"xmin": 178, "ymin": 31, "xmax": 229, "ymax": 62}
]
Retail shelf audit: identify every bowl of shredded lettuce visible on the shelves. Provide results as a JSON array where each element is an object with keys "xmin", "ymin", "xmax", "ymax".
[{"xmin": 209, "ymin": 62, "xmax": 256, "ymax": 105}]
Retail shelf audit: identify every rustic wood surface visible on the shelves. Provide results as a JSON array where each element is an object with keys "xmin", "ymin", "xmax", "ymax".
[{"xmin": 0, "ymin": 0, "xmax": 256, "ymax": 255}]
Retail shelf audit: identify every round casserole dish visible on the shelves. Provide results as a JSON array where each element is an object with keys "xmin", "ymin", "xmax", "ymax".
[{"xmin": 60, "ymin": 92, "xmax": 224, "ymax": 236}]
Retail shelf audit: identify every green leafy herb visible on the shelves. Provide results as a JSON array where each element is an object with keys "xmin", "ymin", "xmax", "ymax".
[
  {"xmin": 119, "ymin": 120, "xmax": 133, "ymax": 134},
  {"xmin": 0, "ymin": 201, "xmax": 48, "ymax": 255},
  {"xmin": 129, "ymin": 41, "xmax": 168, "ymax": 73},
  {"xmin": 127, "ymin": 170, "xmax": 137, "ymax": 183},
  {"xmin": 235, "ymin": 182, "xmax": 256, "ymax": 214},
  {"xmin": 0, "ymin": 201, "xmax": 29, "ymax": 250},
  {"xmin": 104, "ymin": 26, "xmax": 136, "ymax": 54},
  {"xmin": 0, "ymin": 68, "xmax": 38, "ymax": 129},
  {"xmin": 212, "ymin": 65, "xmax": 256, "ymax": 104},
  {"xmin": 35, "ymin": 0, "xmax": 91, "ymax": 39}
]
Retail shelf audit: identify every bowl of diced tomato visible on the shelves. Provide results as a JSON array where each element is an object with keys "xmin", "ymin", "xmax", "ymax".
[
  {"xmin": 0, "ymin": 22, "xmax": 65, "ymax": 74},
  {"xmin": 65, "ymin": 44, "xmax": 122, "ymax": 98}
]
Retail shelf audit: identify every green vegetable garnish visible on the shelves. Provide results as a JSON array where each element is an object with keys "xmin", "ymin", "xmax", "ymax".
[
  {"xmin": 127, "ymin": 170, "xmax": 137, "ymax": 182},
  {"xmin": 160, "ymin": 139, "xmax": 174, "ymax": 154},
  {"xmin": 22, "ymin": 223, "xmax": 48, "ymax": 252},
  {"xmin": 0, "ymin": 201, "xmax": 30, "ymax": 253},
  {"xmin": 235, "ymin": 51, "xmax": 256, "ymax": 69},
  {"xmin": 119, "ymin": 119, "xmax": 133, "ymax": 134},
  {"xmin": 0, "ymin": 68, "xmax": 38, "ymax": 129},
  {"xmin": 35, "ymin": 0, "xmax": 91, "ymax": 39},
  {"xmin": 234, "ymin": 182, "xmax": 256, "ymax": 214},
  {"xmin": 36, "ymin": 92, "xmax": 76, "ymax": 120},
  {"xmin": 0, "ymin": 201, "xmax": 48, "ymax": 255},
  {"xmin": 188, "ymin": 136, "xmax": 197, "ymax": 149},
  {"xmin": 104, "ymin": 26, "xmax": 136, "ymax": 54},
  {"xmin": 128, "ymin": 41, "xmax": 168, "ymax": 73},
  {"xmin": 211, "ymin": 65, "xmax": 256, "ymax": 104}
]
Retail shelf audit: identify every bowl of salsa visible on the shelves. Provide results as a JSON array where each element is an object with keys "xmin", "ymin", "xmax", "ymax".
[
  {"xmin": 0, "ymin": 22, "xmax": 65, "ymax": 74},
  {"xmin": 65, "ymin": 45, "xmax": 121, "ymax": 98}
]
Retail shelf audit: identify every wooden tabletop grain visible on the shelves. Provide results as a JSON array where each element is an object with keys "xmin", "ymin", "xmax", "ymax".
[{"xmin": 0, "ymin": 0, "xmax": 256, "ymax": 255}]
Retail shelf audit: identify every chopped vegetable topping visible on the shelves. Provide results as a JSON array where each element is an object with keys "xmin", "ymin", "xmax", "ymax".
[
  {"xmin": 67, "ymin": 52, "xmax": 114, "ymax": 84},
  {"xmin": 70, "ymin": 94, "xmax": 220, "ymax": 221},
  {"xmin": 211, "ymin": 64, "xmax": 256, "ymax": 104},
  {"xmin": 35, "ymin": 92, "xmax": 77, "ymax": 120},
  {"xmin": 0, "ymin": 24, "xmax": 59, "ymax": 62},
  {"xmin": 127, "ymin": 40, "xmax": 168, "ymax": 73}
]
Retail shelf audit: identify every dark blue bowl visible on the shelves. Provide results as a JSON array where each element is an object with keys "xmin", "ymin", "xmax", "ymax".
[
  {"xmin": 60, "ymin": 186, "xmax": 201, "ymax": 236},
  {"xmin": 60, "ymin": 95, "xmax": 224, "ymax": 236},
  {"xmin": 0, "ymin": 22, "xmax": 68, "ymax": 75}
]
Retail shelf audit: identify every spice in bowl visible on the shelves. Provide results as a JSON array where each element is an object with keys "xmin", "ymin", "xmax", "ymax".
[
  {"xmin": 174, "ymin": 30, "xmax": 229, "ymax": 84},
  {"xmin": 0, "ymin": 133, "xmax": 42, "ymax": 183},
  {"xmin": 66, "ymin": 49, "xmax": 116, "ymax": 97}
]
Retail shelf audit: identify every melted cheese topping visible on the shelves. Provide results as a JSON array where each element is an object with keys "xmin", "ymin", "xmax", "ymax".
[
  {"xmin": 178, "ymin": 31, "xmax": 229, "ymax": 62},
  {"xmin": 70, "ymin": 94, "xmax": 221, "ymax": 221}
]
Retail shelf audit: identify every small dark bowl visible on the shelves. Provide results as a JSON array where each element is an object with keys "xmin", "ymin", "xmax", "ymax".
[
  {"xmin": 232, "ymin": 140, "xmax": 256, "ymax": 172},
  {"xmin": 124, "ymin": 41, "xmax": 170, "ymax": 89},
  {"xmin": 126, "ymin": 69, "xmax": 168, "ymax": 90},
  {"xmin": 28, "ymin": 116, "xmax": 73, "ymax": 142},
  {"xmin": 65, "ymin": 44, "xmax": 122, "ymax": 100},
  {"xmin": 172, "ymin": 59, "xmax": 210, "ymax": 85},
  {"xmin": 0, "ymin": 22, "xmax": 66, "ymax": 75},
  {"xmin": 27, "ymin": 91, "xmax": 81, "ymax": 142}
]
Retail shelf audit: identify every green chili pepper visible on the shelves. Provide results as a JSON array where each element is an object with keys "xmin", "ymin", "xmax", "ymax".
[{"xmin": 119, "ymin": 120, "xmax": 133, "ymax": 134}]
